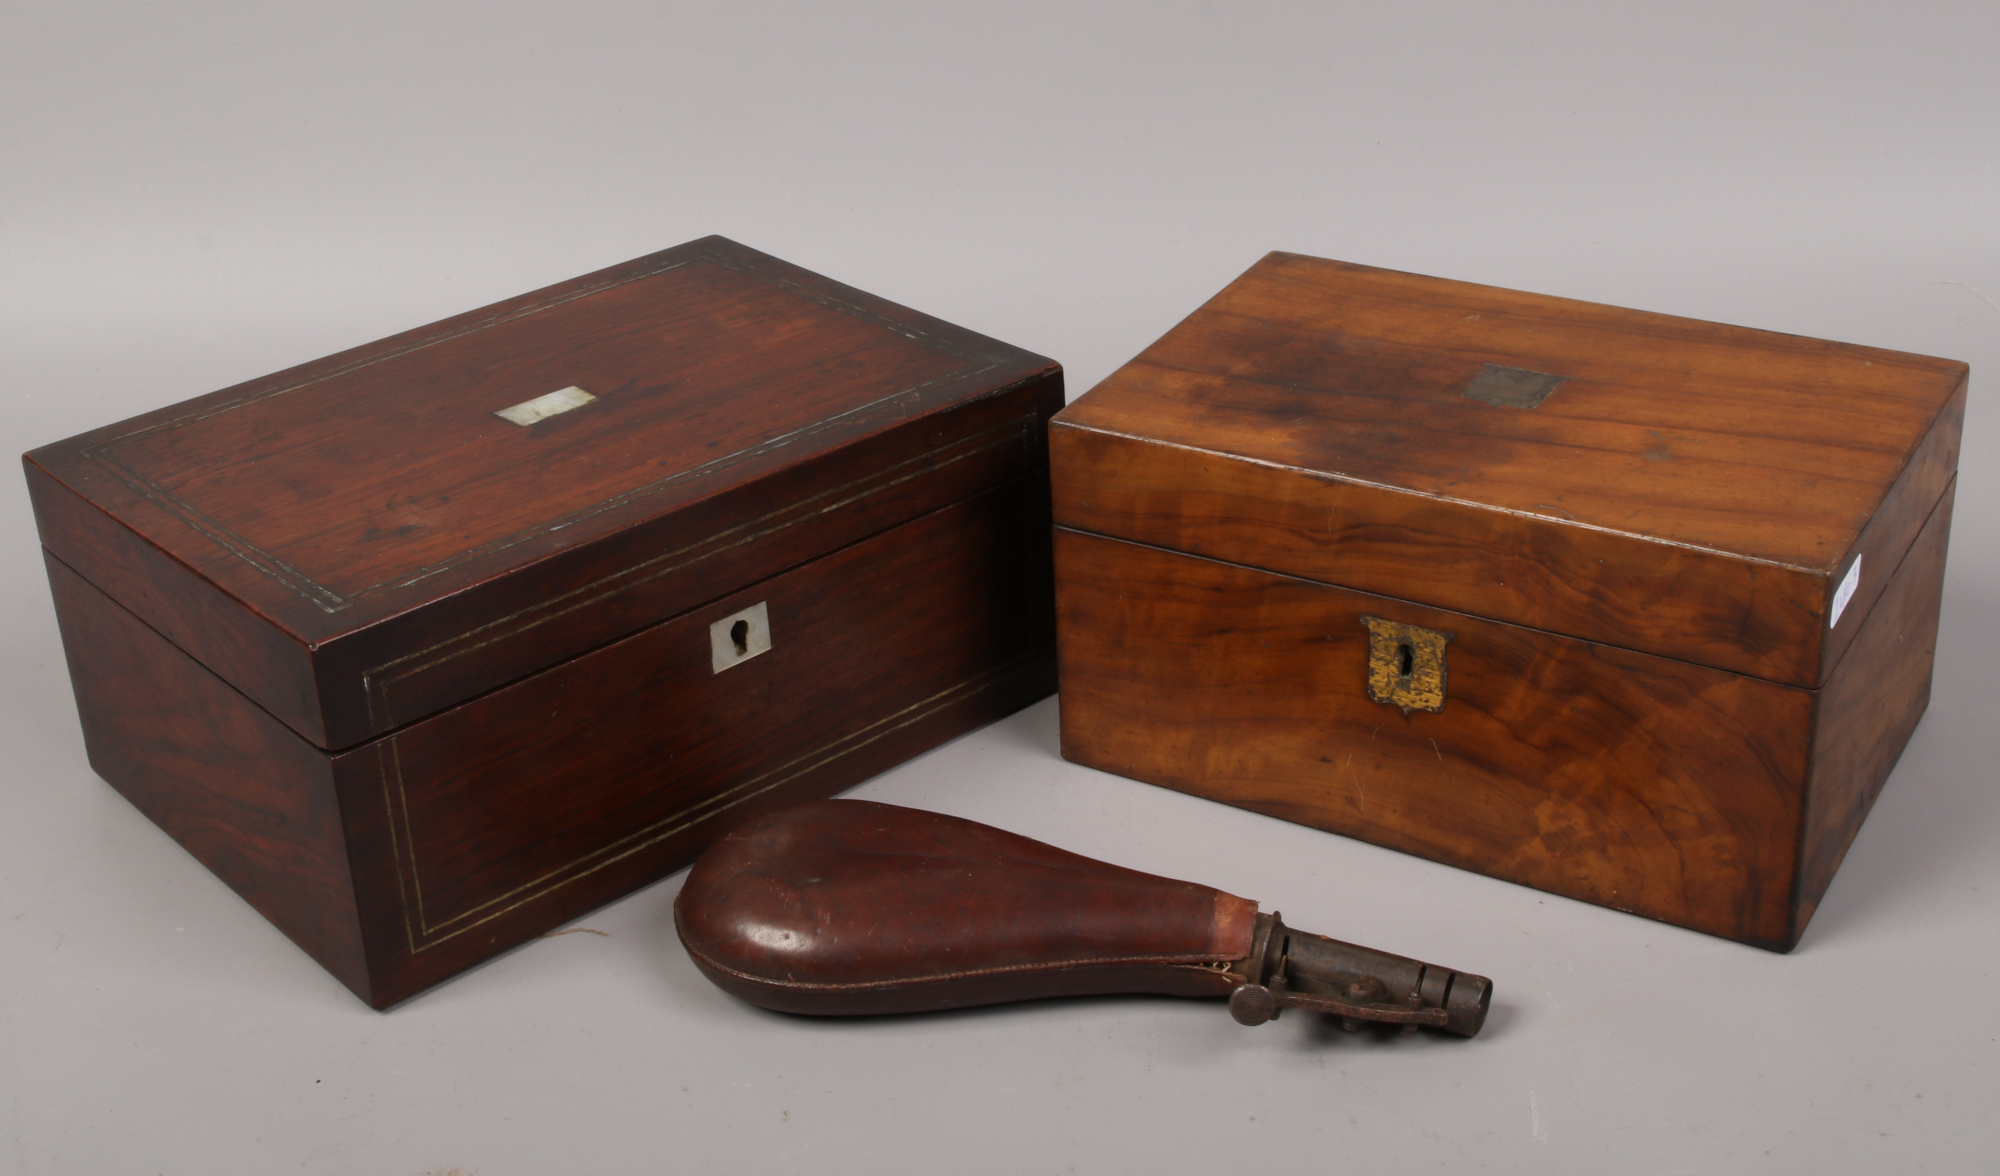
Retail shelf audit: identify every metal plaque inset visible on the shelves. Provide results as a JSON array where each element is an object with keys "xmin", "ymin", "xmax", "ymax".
[
  {"xmin": 495, "ymin": 385, "xmax": 597, "ymax": 426},
  {"xmin": 1461, "ymin": 364, "xmax": 1568, "ymax": 409},
  {"xmin": 710, "ymin": 601, "xmax": 773, "ymax": 673},
  {"xmin": 1360, "ymin": 616, "xmax": 1453, "ymax": 715}
]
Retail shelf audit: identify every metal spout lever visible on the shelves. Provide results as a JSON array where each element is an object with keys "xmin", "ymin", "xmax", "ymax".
[{"xmin": 1224, "ymin": 913, "xmax": 1491, "ymax": 1037}]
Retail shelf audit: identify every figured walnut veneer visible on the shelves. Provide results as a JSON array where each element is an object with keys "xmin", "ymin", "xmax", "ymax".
[{"xmin": 1052, "ymin": 253, "xmax": 1963, "ymax": 948}]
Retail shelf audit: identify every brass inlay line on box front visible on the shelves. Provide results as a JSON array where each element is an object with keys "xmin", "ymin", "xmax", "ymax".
[
  {"xmin": 359, "ymin": 415, "xmax": 1037, "ymax": 728},
  {"xmin": 378, "ymin": 657, "xmax": 1033, "ymax": 954}
]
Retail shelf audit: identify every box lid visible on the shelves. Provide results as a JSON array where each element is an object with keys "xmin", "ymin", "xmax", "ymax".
[
  {"xmin": 28, "ymin": 236, "xmax": 1061, "ymax": 748},
  {"xmin": 1052, "ymin": 253, "xmax": 1965, "ymax": 688}
]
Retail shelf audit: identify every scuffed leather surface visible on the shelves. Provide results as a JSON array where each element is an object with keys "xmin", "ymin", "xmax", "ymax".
[{"xmin": 675, "ymin": 800, "xmax": 1256, "ymax": 1014}]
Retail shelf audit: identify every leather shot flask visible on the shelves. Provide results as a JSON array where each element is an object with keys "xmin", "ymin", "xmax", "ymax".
[{"xmin": 674, "ymin": 800, "xmax": 1491, "ymax": 1035}]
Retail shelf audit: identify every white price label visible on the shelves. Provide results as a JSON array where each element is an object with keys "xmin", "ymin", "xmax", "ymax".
[{"xmin": 1829, "ymin": 555, "xmax": 1862, "ymax": 627}]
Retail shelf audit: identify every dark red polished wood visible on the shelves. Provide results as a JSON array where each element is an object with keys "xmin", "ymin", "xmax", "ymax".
[
  {"xmin": 28, "ymin": 235, "xmax": 1059, "ymax": 749},
  {"xmin": 28, "ymin": 237, "xmax": 1062, "ymax": 1006}
]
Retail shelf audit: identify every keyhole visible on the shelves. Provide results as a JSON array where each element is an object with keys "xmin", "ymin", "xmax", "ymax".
[
  {"xmin": 730, "ymin": 619, "xmax": 749, "ymax": 656},
  {"xmin": 1397, "ymin": 643, "xmax": 1414, "ymax": 677}
]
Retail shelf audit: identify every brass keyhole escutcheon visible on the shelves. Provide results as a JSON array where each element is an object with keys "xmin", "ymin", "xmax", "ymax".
[{"xmin": 1360, "ymin": 616, "xmax": 1453, "ymax": 714}]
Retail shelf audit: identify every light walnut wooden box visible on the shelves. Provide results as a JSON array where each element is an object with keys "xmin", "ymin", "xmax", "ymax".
[{"xmin": 1050, "ymin": 253, "xmax": 1965, "ymax": 949}]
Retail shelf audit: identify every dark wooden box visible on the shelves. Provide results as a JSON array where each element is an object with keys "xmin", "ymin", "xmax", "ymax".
[
  {"xmin": 26, "ymin": 236, "xmax": 1062, "ymax": 1006},
  {"xmin": 1050, "ymin": 253, "xmax": 1965, "ymax": 950}
]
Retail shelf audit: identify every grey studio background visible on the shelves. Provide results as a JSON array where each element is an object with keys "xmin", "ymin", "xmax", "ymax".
[{"xmin": 3, "ymin": 2, "xmax": 1997, "ymax": 1173}]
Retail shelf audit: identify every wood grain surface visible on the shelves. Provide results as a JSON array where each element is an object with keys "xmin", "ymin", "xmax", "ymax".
[
  {"xmin": 43, "ymin": 552, "xmax": 371, "ymax": 998},
  {"xmin": 1793, "ymin": 480, "xmax": 1954, "ymax": 939},
  {"xmin": 29, "ymin": 237, "xmax": 1064, "ymax": 1004},
  {"xmin": 45, "ymin": 477, "xmax": 1055, "ymax": 1008},
  {"xmin": 343, "ymin": 478, "xmax": 1055, "ymax": 1005},
  {"xmin": 1055, "ymin": 474, "xmax": 1953, "ymax": 949},
  {"xmin": 1054, "ymin": 526, "xmax": 1817, "ymax": 947},
  {"xmin": 26, "ymin": 235, "xmax": 1061, "ymax": 747},
  {"xmin": 1053, "ymin": 252, "xmax": 1966, "ymax": 688}
]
